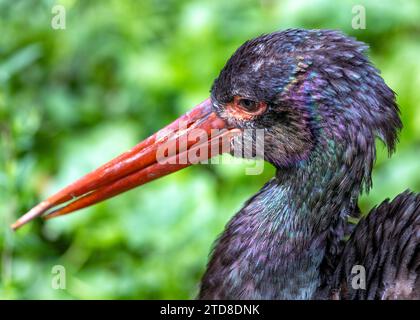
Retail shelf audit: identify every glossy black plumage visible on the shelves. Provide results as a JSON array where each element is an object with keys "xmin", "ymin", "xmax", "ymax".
[
  {"xmin": 197, "ymin": 29, "xmax": 419, "ymax": 299},
  {"xmin": 327, "ymin": 191, "xmax": 420, "ymax": 299}
]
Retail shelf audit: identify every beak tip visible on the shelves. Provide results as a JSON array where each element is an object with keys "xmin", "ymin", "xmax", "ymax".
[
  {"xmin": 10, "ymin": 222, "xmax": 20, "ymax": 231},
  {"xmin": 11, "ymin": 201, "xmax": 52, "ymax": 231}
]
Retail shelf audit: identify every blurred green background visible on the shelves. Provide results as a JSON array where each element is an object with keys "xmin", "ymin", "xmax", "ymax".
[{"xmin": 0, "ymin": 0, "xmax": 419, "ymax": 299}]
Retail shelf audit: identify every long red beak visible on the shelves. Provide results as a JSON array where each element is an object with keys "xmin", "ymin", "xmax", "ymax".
[{"xmin": 12, "ymin": 99, "xmax": 238, "ymax": 230}]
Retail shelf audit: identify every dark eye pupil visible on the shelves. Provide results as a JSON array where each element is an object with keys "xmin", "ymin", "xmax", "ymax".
[{"xmin": 239, "ymin": 99, "xmax": 256, "ymax": 111}]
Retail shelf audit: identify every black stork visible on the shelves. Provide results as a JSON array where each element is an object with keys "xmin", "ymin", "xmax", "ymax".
[{"xmin": 12, "ymin": 29, "xmax": 420, "ymax": 300}]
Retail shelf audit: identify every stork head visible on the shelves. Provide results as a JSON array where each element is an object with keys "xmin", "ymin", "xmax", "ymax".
[
  {"xmin": 12, "ymin": 29, "xmax": 401, "ymax": 230},
  {"xmin": 210, "ymin": 29, "xmax": 401, "ymax": 169}
]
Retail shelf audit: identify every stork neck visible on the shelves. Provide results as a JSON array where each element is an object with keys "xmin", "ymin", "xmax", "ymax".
[
  {"xmin": 200, "ymin": 143, "xmax": 366, "ymax": 299},
  {"xmin": 276, "ymin": 142, "xmax": 364, "ymax": 233}
]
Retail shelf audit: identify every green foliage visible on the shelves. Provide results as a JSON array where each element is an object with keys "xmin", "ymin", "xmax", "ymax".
[{"xmin": 0, "ymin": 0, "xmax": 419, "ymax": 299}]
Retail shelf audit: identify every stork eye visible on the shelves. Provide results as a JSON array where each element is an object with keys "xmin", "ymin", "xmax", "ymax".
[
  {"xmin": 237, "ymin": 98, "xmax": 259, "ymax": 112},
  {"xmin": 238, "ymin": 99, "xmax": 258, "ymax": 111},
  {"xmin": 229, "ymin": 96, "xmax": 268, "ymax": 118}
]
